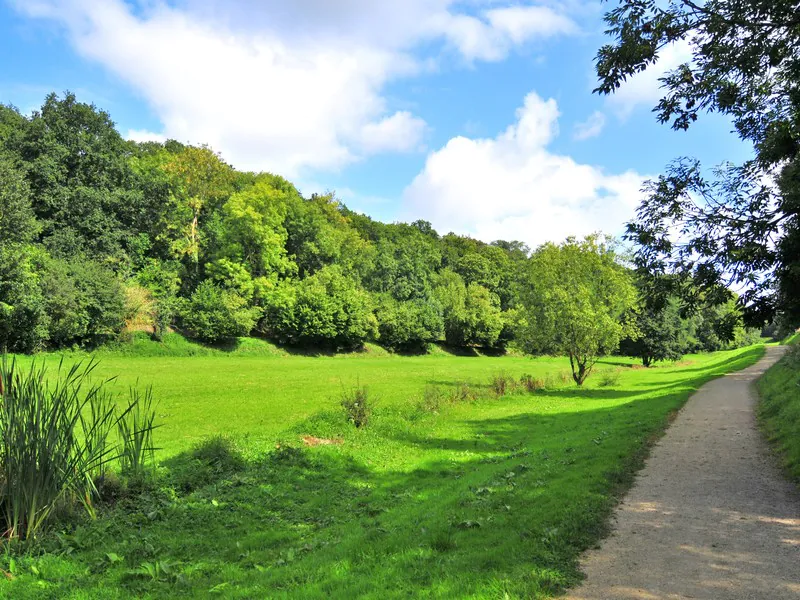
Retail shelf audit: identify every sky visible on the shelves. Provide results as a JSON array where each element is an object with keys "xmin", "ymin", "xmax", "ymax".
[{"xmin": 0, "ymin": 0, "xmax": 752, "ymax": 248}]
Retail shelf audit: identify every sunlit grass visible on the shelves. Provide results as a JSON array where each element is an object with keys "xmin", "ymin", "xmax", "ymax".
[{"xmin": 1, "ymin": 343, "xmax": 765, "ymax": 599}]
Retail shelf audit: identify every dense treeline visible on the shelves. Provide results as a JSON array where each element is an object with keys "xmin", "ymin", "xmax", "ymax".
[{"xmin": 0, "ymin": 93, "xmax": 760, "ymax": 364}]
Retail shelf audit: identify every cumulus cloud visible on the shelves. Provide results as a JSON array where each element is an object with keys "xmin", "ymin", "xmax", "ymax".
[
  {"xmin": 431, "ymin": 5, "xmax": 577, "ymax": 62},
  {"xmin": 358, "ymin": 111, "xmax": 428, "ymax": 154},
  {"xmin": 573, "ymin": 110, "xmax": 606, "ymax": 140},
  {"xmin": 11, "ymin": 0, "xmax": 578, "ymax": 176},
  {"xmin": 402, "ymin": 91, "xmax": 647, "ymax": 248}
]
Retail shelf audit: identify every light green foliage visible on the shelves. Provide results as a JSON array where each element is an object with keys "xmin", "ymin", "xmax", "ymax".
[
  {"xmin": 162, "ymin": 145, "xmax": 235, "ymax": 273},
  {"xmin": 0, "ymin": 245, "xmax": 49, "ymax": 353},
  {"xmin": 179, "ymin": 281, "xmax": 260, "ymax": 343},
  {"xmin": 758, "ymin": 345, "xmax": 800, "ymax": 481},
  {"xmin": 217, "ymin": 175, "xmax": 295, "ymax": 280},
  {"xmin": 374, "ymin": 294, "xmax": 444, "ymax": 352},
  {"xmin": 434, "ymin": 269, "xmax": 504, "ymax": 348},
  {"xmin": 370, "ymin": 226, "xmax": 441, "ymax": 301},
  {"xmin": 262, "ymin": 266, "xmax": 377, "ymax": 350},
  {"xmin": 520, "ymin": 236, "xmax": 638, "ymax": 384}
]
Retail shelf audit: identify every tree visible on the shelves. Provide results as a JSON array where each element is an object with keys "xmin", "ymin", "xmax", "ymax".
[
  {"xmin": 0, "ymin": 153, "xmax": 38, "ymax": 245},
  {"xmin": 519, "ymin": 236, "xmax": 638, "ymax": 385},
  {"xmin": 5, "ymin": 93, "xmax": 146, "ymax": 261},
  {"xmin": 433, "ymin": 269, "xmax": 504, "ymax": 348},
  {"xmin": 162, "ymin": 145, "xmax": 235, "ymax": 275},
  {"xmin": 596, "ymin": 0, "xmax": 800, "ymax": 326},
  {"xmin": 620, "ymin": 297, "xmax": 691, "ymax": 366}
]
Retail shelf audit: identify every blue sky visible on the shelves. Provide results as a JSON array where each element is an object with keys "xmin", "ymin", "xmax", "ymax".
[{"xmin": 0, "ymin": 0, "xmax": 750, "ymax": 247}]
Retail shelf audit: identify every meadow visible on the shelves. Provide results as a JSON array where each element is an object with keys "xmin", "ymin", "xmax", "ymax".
[{"xmin": 1, "ymin": 340, "xmax": 765, "ymax": 599}]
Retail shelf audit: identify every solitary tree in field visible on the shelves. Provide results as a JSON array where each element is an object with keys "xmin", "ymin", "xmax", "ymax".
[{"xmin": 519, "ymin": 236, "xmax": 638, "ymax": 385}]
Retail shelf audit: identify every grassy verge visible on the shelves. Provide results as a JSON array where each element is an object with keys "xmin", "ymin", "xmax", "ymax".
[
  {"xmin": 758, "ymin": 340, "xmax": 800, "ymax": 482},
  {"xmin": 1, "ymin": 345, "xmax": 765, "ymax": 599}
]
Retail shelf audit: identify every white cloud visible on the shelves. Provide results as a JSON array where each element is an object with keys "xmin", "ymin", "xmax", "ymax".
[
  {"xmin": 430, "ymin": 5, "xmax": 577, "ymax": 62},
  {"xmin": 358, "ymin": 111, "xmax": 428, "ymax": 153},
  {"xmin": 11, "ymin": 0, "xmax": 578, "ymax": 176},
  {"xmin": 606, "ymin": 40, "xmax": 693, "ymax": 118},
  {"xmin": 126, "ymin": 129, "xmax": 167, "ymax": 144},
  {"xmin": 573, "ymin": 110, "xmax": 606, "ymax": 140},
  {"xmin": 402, "ymin": 91, "xmax": 647, "ymax": 248}
]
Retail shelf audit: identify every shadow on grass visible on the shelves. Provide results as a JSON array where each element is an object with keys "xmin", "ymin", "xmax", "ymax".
[{"xmin": 12, "ymin": 347, "xmax": 767, "ymax": 599}]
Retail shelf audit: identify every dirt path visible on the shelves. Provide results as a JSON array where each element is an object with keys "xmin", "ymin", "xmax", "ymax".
[{"xmin": 568, "ymin": 346, "xmax": 800, "ymax": 600}]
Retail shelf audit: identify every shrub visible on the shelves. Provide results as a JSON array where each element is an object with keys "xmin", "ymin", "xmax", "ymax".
[
  {"xmin": 262, "ymin": 266, "xmax": 377, "ymax": 350},
  {"xmin": 519, "ymin": 374, "xmax": 544, "ymax": 392},
  {"xmin": 598, "ymin": 368, "xmax": 622, "ymax": 388},
  {"xmin": 41, "ymin": 256, "xmax": 127, "ymax": 348},
  {"xmin": 179, "ymin": 280, "xmax": 261, "ymax": 343},
  {"xmin": 490, "ymin": 372, "xmax": 516, "ymax": 397},
  {"xmin": 374, "ymin": 295, "xmax": 444, "ymax": 352},
  {"xmin": 341, "ymin": 385, "xmax": 373, "ymax": 429},
  {"xmin": 448, "ymin": 382, "xmax": 477, "ymax": 404},
  {"xmin": 418, "ymin": 385, "xmax": 446, "ymax": 413}
]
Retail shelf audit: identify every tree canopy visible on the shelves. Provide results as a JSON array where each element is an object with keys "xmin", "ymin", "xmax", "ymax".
[{"xmin": 596, "ymin": 0, "xmax": 800, "ymax": 327}]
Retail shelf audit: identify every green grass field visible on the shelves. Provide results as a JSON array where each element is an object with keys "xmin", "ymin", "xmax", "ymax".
[
  {"xmin": 758, "ymin": 337, "xmax": 800, "ymax": 482},
  {"xmin": 1, "ymin": 341, "xmax": 765, "ymax": 599}
]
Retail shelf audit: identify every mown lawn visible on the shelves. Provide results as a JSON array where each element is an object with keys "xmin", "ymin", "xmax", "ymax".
[{"xmin": 1, "ymin": 343, "xmax": 765, "ymax": 599}]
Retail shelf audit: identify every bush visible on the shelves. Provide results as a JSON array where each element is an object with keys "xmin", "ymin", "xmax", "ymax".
[
  {"xmin": 262, "ymin": 266, "xmax": 377, "ymax": 350},
  {"xmin": 179, "ymin": 280, "xmax": 261, "ymax": 343},
  {"xmin": 490, "ymin": 372, "xmax": 516, "ymax": 397},
  {"xmin": 168, "ymin": 436, "xmax": 246, "ymax": 493},
  {"xmin": 374, "ymin": 295, "xmax": 444, "ymax": 352},
  {"xmin": 519, "ymin": 374, "xmax": 544, "ymax": 392},
  {"xmin": 434, "ymin": 270, "xmax": 503, "ymax": 348},
  {"xmin": 41, "ymin": 256, "xmax": 127, "ymax": 348},
  {"xmin": 341, "ymin": 385, "xmax": 373, "ymax": 429}
]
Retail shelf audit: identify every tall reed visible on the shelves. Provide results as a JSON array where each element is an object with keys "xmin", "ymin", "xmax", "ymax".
[{"xmin": 0, "ymin": 356, "xmax": 158, "ymax": 541}]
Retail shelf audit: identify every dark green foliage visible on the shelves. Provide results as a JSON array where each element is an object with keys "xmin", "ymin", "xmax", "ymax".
[
  {"xmin": 597, "ymin": 0, "xmax": 800, "ymax": 325},
  {"xmin": 167, "ymin": 436, "xmax": 246, "ymax": 493},
  {"xmin": 0, "ymin": 152, "xmax": 38, "ymax": 245},
  {"xmin": 179, "ymin": 280, "xmax": 260, "ymax": 343},
  {"xmin": 0, "ymin": 245, "xmax": 49, "ymax": 353},
  {"xmin": 620, "ymin": 298, "xmax": 690, "ymax": 366},
  {"xmin": 40, "ymin": 256, "xmax": 127, "ymax": 348}
]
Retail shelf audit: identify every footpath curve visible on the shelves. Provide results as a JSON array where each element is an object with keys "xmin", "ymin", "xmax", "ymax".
[{"xmin": 569, "ymin": 346, "xmax": 800, "ymax": 600}]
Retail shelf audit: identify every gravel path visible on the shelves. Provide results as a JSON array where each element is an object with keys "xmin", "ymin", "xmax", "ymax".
[{"xmin": 568, "ymin": 346, "xmax": 800, "ymax": 600}]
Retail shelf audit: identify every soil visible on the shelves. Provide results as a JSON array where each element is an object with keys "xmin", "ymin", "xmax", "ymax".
[{"xmin": 568, "ymin": 346, "xmax": 800, "ymax": 600}]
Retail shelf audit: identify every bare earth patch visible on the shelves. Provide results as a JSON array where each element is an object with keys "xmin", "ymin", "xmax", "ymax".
[
  {"xmin": 301, "ymin": 436, "xmax": 343, "ymax": 447},
  {"xmin": 569, "ymin": 346, "xmax": 800, "ymax": 600}
]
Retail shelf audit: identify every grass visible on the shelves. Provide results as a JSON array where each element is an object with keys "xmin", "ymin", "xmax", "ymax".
[
  {"xmin": 0, "ymin": 340, "xmax": 766, "ymax": 599},
  {"xmin": 758, "ymin": 335, "xmax": 800, "ymax": 482}
]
